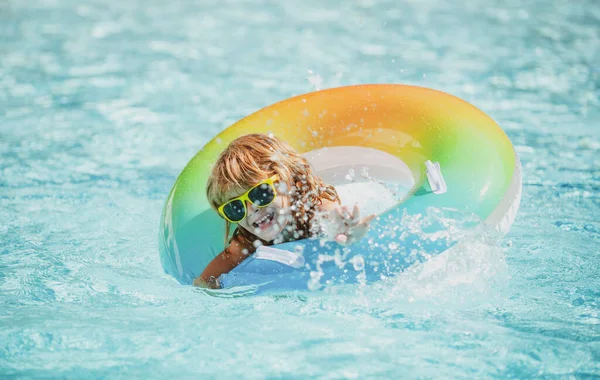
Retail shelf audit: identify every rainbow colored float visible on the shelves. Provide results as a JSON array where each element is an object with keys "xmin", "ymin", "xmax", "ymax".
[{"xmin": 158, "ymin": 84, "xmax": 521, "ymax": 292}]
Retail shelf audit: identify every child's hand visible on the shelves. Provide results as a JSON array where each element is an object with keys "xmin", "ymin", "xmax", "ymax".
[{"xmin": 325, "ymin": 204, "xmax": 376, "ymax": 245}]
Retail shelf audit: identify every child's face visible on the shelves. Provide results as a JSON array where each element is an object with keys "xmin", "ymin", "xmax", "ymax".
[{"xmin": 238, "ymin": 181, "xmax": 291, "ymax": 242}]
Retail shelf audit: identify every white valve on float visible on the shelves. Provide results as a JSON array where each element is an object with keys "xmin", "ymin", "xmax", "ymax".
[{"xmin": 425, "ymin": 160, "xmax": 447, "ymax": 195}]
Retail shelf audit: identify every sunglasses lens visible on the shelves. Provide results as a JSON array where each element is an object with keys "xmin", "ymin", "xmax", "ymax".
[
  {"xmin": 222, "ymin": 199, "xmax": 246, "ymax": 222},
  {"xmin": 248, "ymin": 182, "xmax": 275, "ymax": 207}
]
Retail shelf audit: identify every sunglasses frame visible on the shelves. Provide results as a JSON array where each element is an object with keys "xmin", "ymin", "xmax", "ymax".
[{"xmin": 217, "ymin": 175, "xmax": 279, "ymax": 223}]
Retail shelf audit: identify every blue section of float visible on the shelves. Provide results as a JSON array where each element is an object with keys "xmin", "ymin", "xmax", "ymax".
[{"xmin": 219, "ymin": 206, "xmax": 458, "ymax": 293}]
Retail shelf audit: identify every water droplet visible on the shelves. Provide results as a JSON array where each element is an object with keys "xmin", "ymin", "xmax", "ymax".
[{"xmin": 350, "ymin": 255, "xmax": 365, "ymax": 271}]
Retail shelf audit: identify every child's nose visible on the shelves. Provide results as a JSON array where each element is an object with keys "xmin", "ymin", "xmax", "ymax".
[{"xmin": 246, "ymin": 200, "xmax": 258, "ymax": 214}]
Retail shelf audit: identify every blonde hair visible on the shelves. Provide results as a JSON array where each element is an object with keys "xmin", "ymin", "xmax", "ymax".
[{"xmin": 207, "ymin": 134, "xmax": 339, "ymax": 243}]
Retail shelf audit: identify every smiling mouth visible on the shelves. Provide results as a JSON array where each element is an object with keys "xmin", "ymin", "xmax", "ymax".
[{"xmin": 252, "ymin": 211, "xmax": 275, "ymax": 229}]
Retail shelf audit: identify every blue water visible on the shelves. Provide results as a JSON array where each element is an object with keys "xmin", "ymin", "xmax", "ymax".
[{"xmin": 1, "ymin": 0, "xmax": 599, "ymax": 377}]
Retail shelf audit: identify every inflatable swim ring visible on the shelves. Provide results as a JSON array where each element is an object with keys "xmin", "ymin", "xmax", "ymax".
[{"xmin": 158, "ymin": 84, "xmax": 521, "ymax": 292}]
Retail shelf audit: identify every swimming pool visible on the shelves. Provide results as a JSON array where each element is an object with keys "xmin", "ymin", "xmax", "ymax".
[{"xmin": 1, "ymin": 0, "xmax": 598, "ymax": 377}]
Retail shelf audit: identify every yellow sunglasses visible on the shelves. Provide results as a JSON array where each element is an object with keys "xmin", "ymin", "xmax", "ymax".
[{"xmin": 217, "ymin": 175, "xmax": 279, "ymax": 223}]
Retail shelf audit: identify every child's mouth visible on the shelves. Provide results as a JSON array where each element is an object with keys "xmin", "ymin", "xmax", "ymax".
[{"xmin": 252, "ymin": 211, "xmax": 275, "ymax": 230}]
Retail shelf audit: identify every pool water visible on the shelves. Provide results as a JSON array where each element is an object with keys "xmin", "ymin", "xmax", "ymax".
[{"xmin": 1, "ymin": 0, "xmax": 599, "ymax": 378}]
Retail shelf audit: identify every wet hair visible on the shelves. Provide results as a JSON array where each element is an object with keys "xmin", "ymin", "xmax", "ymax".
[{"xmin": 206, "ymin": 133, "xmax": 339, "ymax": 244}]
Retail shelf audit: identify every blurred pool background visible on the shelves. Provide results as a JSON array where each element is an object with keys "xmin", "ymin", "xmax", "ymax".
[{"xmin": 1, "ymin": 0, "xmax": 599, "ymax": 378}]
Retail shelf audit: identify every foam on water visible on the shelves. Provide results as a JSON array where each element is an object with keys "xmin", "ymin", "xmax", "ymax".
[{"xmin": 335, "ymin": 181, "xmax": 402, "ymax": 217}]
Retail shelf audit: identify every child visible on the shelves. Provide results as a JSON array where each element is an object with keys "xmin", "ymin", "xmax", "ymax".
[{"xmin": 194, "ymin": 134, "xmax": 375, "ymax": 288}]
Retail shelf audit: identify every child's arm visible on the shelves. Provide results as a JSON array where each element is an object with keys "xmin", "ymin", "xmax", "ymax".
[{"xmin": 193, "ymin": 233, "xmax": 255, "ymax": 288}]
